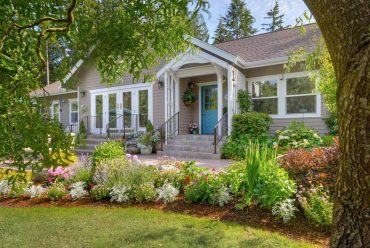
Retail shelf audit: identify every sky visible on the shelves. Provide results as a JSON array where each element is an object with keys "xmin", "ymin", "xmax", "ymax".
[{"xmin": 204, "ymin": 0, "xmax": 313, "ymax": 43}]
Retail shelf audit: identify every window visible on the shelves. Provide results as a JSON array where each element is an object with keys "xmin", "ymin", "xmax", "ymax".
[
  {"xmin": 286, "ymin": 76, "xmax": 316, "ymax": 114},
  {"xmin": 251, "ymin": 79, "xmax": 278, "ymax": 114},
  {"xmin": 51, "ymin": 102, "xmax": 60, "ymax": 122},
  {"xmin": 70, "ymin": 100, "xmax": 78, "ymax": 124},
  {"xmin": 248, "ymin": 73, "xmax": 320, "ymax": 118},
  {"xmin": 139, "ymin": 90, "xmax": 148, "ymax": 127}
]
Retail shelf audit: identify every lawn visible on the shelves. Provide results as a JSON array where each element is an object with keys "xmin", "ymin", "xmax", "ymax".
[{"xmin": 0, "ymin": 207, "xmax": 316, "ymax": 248}]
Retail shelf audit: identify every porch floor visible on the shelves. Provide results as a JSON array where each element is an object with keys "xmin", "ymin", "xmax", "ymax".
[{"xmin": 136, "ymin": 154, "xmax": 233, "ymax": 169}]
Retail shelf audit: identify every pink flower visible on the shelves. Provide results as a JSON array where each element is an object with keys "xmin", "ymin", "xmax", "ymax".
[
  {"xmin": 132, "ymin": 155, "xmax": 138, "ymax": 160},
  {"xmin": 126, "ymin": 154, "xmax": 132, "ymax": 158},
  {"xmin": 47, "ymin": 177, "xmax": 53, "ymax": 183}
]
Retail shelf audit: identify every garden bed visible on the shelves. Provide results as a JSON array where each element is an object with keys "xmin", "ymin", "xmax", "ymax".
[{"xmin": 0, "ymin": 196, "xmax": 330, "ymax": 247}]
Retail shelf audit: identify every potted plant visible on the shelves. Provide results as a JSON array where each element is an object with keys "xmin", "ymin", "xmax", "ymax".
[
  {"xmin": 188, "ymin": 122, "xmax": 198, "ymax": 134},
  {"xmin": 138, "ymin": 133, "xmax": 153, "ymax": 155},
  {"xmin": 182, "ymin": 88, "xmax": 195, "ymax": 106}
]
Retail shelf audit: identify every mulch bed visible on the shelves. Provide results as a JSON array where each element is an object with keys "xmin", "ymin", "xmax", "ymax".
[{"xmin": 0, "ymin": 196, "xmax": 330, "ymax": 247}]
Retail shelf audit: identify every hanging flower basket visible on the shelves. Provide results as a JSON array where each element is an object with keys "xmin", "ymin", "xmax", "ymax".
[{"xmin": 182, "ymin": 88, "xmax": 195, "ymax": 106}]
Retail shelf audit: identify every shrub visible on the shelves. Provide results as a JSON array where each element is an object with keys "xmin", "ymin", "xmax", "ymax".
[
  {"xmin": 69, "ymin": 182, "xmax": 88, "ymax": 200},
  {"xmin": 51, "ymin": 151, "xmax": 78, "ymax": 167},
  {"xmin": 0, "ymin": 168, "xmax": 32, "ymax": 181},
  {"xmin": 133, "ymin": 183, "xmax": 157, "ymax": 203},
  {"xmin": 275, "ymin": 121, "xmax": 322, "ymax": 149},
  {"xmin": 91, "ymin": 141, "xmax": 125, "ymax": 166},
  {"xmin": 47, "ymin": 183, "xmax": 66, "ymax": 200},
  {"xmin": 181, "ymin": 160, "xmax": 206, "ymax": 184},
  {"xmin": 156, "ymin": 183, "xmax": 179, "ymax": 204},
  {"xmin": 7, "ymin": 182, "xmax": 27, "ymax": 198},
  {"xmin": 224, "ymin": 161, "xmax": 247, "ymax": 197},
  {"xmin": 237, "ymin": 89, "xmax": 252, "ymax": 113},
  {"xmin": 297, "ymin": 185, "xmax": 333, "ymax": 225},
  {"xmin": 184, "ymin": 173, "xmax": 230, "ymax": 206},
  {"xmin": 93, "ymin": 158, "xmax": 127, "ymax": 186},
  {"xmin": 272, "ymin": 199, "xmax": 298, "ymax": 223},
  {"xmin": 76, "ymin": 120, "xmax": 87, "ymax": 148},
  {"xmin": 321, "ymin": 135, "xmax": 336, "ymax": 147},
  {"xmin": 154, "ymin": 171, "xmax": 184, "ymax": 191},
  {"xmin": 323, "ymin": 112, "xmax": 338, "ymax": 135},
  {"xmin": 67, "ymin": 166, "xmax": 93, "ymax": 186},
  {"xmin": 25, "ymin": 185, "xmax": 46, "ymax": 198},
  {"xmin": 279, "ymin": 140, "xmax": 339, "ymax": 194},
  {"xmin": 47, "ymin": 166, "xmax": 74, "ymax": 184},
  {"xmin": 222, "ymin": 112, "xmax": 272, "ymax": 160},
  {"xmin": 90, "ymin": 185, "xmax": 111, "ymax": 201}
]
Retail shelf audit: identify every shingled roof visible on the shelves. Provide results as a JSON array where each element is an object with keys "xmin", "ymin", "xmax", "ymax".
[
  {"xmin": 30, "ymin": 81, "xmax": 77, "ymax": 97},
  {"xmin": 214, "ymin": 24, "xmax": 320, "ymax": 63}
]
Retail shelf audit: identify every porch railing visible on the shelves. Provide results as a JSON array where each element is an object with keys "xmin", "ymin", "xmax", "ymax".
[
  {"xmin": 68, "ymin": 123, "xmax": 79, "ymax": 134},
  {"xmin": 213, "ymin": 112, "xmax": 228, "ymax": 154},
  {"xmin": 106, "ymin": 113, "xmax": 139, "ymax": 140},
  {"xmin": 159, "ymin": 112, "xmax": 180, "ymax": 151}
]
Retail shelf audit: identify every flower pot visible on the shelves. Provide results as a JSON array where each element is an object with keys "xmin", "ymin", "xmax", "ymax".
[
  {"xmin": 184, "ymin": 100, "xmax": 193, "ymax": 107},
  {"xmin": 140, "ymin": 145, "xmax": 153, "ymax": 155},
  {"xmin": 191, "ymin": 130, "xmax": 197, "ymax": 134}
]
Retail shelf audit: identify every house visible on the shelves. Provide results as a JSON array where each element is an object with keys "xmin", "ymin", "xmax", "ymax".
[{"xmin": 31, "ymin": 24, "xmax": 329, "ymax": 158}]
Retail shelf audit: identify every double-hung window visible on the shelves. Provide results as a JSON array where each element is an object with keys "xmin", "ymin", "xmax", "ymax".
[
  {"xmin": 248, "ymin": 73, "xmax": 320, "ymax": 118},
  {"xmin": 286, "ymin": 76, "xmax": 317, "ymax": 114},
  {"xmin": 251, "ymin": 79, "xmax": 278, "ymax": 115},
  {"xmin": 70, "ymin": 100, "xmax": 78, "ymax": 124}
]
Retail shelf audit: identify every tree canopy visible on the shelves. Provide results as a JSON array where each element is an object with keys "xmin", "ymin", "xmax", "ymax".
[
  {"xmin": 213, "ymin": 0, "xmax": 256, "ymax": 44},
  {"xmin": 189, "ymin": 12, "xmax": 210, "ymax": 42}
]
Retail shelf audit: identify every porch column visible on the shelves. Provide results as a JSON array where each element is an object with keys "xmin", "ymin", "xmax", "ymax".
[
  {"xmin": 227, "ymin": 65, "xmax": 234, "ymax": 135},
  {"xmin": 216, "ymin": 67, "xmax": 223, "ymax": 121}
]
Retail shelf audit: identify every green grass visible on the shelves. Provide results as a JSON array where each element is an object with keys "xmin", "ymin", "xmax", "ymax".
[{"xmin": 0, "ymin": 207, "xmax": 315, "ymax": 248}]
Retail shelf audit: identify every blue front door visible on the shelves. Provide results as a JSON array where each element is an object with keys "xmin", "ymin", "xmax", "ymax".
[{"xmin": 201, "ymin": 85, "xmax": 218, "ymax": 134}]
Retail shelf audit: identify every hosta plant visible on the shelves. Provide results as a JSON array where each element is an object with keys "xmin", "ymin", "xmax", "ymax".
[
  {"xmin": 69, "ymin": 182, "xmax": 88, "ymax": 200},
  {"xmin": 156, "ymin": 183, "xmax": 179, "ymax": 204}
]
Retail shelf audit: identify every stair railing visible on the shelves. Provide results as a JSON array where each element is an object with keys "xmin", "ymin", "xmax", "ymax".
[
  {"xmin": 159, "ymin": 112, "xmax": 180, "ymax": 151},
  {"xmin": 213, "ymin": 112, "xmax": 228, "ymax": 154},
  {"xmin": 106, "ymin": 113, "xmax": 139, "ymax": 140}
]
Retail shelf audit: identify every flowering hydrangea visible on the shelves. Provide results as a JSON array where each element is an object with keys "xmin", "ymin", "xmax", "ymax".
[
  {"xmin": 156, "ymin": 183, "xmax": 179, "ymax": 204},
  {"xmin": 110, "ymin": 184, "xmax": 130, "ymax": 203},
  {"xmin": 25, "ymin": 185, "xmax": 46, "ymax": 198},
  {"xmin": 0, "ymin": 180, "xmax": 11, "ymax": 196},
  {"xmin": 272, "ymin": 199, "xmax": 298, "ymax": 223},
  {"xmin": 69, "ymin": 182, "xmax": 88, "ymax": 200},
  {"xmin": 216, "ymin": 186, "xmax": 231, "ymax": 207},
  {"xmin": 47, "ymin": 166, "xmax": 74, "ymax": 183},
  {"xmin": 126, "ymin": 154, "xmax": 141, "ymax": 164}
]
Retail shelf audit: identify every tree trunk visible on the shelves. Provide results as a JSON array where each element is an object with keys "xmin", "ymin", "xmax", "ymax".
[{"xmin": 303, "ymin": 1, "xmax": 370, "ymax": 247}]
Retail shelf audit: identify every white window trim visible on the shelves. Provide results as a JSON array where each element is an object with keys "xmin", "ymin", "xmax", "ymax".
[
  {"xmin": 50, "ymin": 100, "xmax": 61, "ymax": 122},
  {"xmin": 247, "ymin": 72, "xmax": 321, "ymax": 119},
  {"xmin": 69, "ymin": 99, "xmax": 79, "ymax": 124}
]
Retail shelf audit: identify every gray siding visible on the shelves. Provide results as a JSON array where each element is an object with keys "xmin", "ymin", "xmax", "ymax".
[
  {"xmin": 48, "ymin": 94, "xmax": 78, "ymax": 130},
  {"xmin": 152, "ymin": 81, "xmax": 165, "ymax": 129}
]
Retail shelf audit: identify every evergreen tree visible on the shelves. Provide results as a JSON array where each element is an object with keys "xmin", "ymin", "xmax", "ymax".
[
  {"xmin": 262, "ymin": 1, "xmax": 289, "ymax": 32},
  {"xmin": 190, "ymin": 13, "xmax": 210, "ymax": 42},
  {"xmin": 212, "ymin": 17, "xmax": 231, "ymax": 44},
  {"xmin": 213, "ymin": 0, "xmax": 257, "ymax": 43}
]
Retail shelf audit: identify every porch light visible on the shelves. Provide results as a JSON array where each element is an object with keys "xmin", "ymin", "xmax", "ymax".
[
  {"xmin": 157, "ymin": 80, "xmax": 164, "ymax": 89},
  {"xmin": 80, "ymin": 91, "xmax": 86, "ymax": 96},
  {"xmin": 188, "ymin": 81, "xmax": 195, "ymax": 89}
]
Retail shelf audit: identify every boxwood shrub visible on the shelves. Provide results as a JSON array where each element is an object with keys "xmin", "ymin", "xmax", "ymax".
[{"xmin": 222, "ymin": 112, "xmax": 272, "ymax": 160}]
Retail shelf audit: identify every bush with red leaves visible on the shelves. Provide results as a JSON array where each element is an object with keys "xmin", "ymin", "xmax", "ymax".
[{"xmin": 279, "ymin": 138, "xmax": 339, "ymax": 195}]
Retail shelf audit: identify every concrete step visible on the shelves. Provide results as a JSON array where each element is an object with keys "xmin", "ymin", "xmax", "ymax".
[
  {"xmin": 172, "ymin": 135, "xmax": 215, "ymax": 142},
  {"xmin": 74, "ymin": 148, "xmax": 93, "ymax": 155},
  {"xmin": 158, "ymin": 150, "xmax": 221, "ymax": 160},
  {"xmin": 164, "ymin": 144, "xmax": 221, "ymax": 154}
]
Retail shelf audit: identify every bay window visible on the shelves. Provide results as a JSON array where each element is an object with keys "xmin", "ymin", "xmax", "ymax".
[{"xmin": 248, "ymin": 73, "xmax": 320, "ymax": 118}]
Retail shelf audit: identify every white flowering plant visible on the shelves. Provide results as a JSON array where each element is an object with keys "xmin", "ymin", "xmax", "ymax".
[
  {"xmin": 156, "ymin": 183, "xmax": 179, "ymax": 204},
  {"xmin": 274, "ymin": 121, "xmax": 322, "ymax": 149},
  {"xmin": 272, "ymin": 199, "xmax": 298, "ymax": 223},
  {"xmin": 110, "ymin": 184, "xmax": 130, "ymax": 203},
  {"xmin": 216, "ymin": 186, "xmax": 232, "ymax": 207},
  {"xmin": 0, "ymin": 180, "xmax": 11, "ymax": 196},
  {"xmin": 69, "ymin": 182, "xmax": 88, "ymax": 200},
  {"xmin": 25, "ymin": 184, "xmax": 46, "ymax": 198}
]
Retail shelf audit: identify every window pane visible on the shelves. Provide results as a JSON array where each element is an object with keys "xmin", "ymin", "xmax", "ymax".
[
  {"xmin": 53, "ymin": 104, "xmax": 59, "ymax": 121},
  {"xmin": 71, "ymin": 101, "xmax": 78, "ymax": 111},
  {"xmin": 109, "ymin": 93, "xmax": 117, "ymax": 128},
  {"xmin": 139, "ymin": 90, "xmax": 148, "ymax": 128},
  {"xmin": 252, "ymin": 80, "xmax": 277, "ymax": 97},
  {"xmin": 123, "ymin": 92, "xmax": 132, "ymax": 127},
  {"xmin": 71, "ymin": 112, "xmax": 78, "ymax": 123},
  {"xmin": 95, "ymin": 95, "xmax": 103, "ymax": 128},
  {"xmin": 286, "ymin": 77, "xmax": 315, "ymax": 95},
  {"xmin": 286, "ymin": 95, "xmax": 316, "ymax": 114},
  {"xmin": 252, "ymin": 98, "xmax": 278, "ymax": 114}
]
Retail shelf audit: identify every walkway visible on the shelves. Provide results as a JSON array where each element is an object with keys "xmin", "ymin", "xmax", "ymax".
[{"xmin": 136, "ymin": 154, "xmax": 233, "ymax": 169}]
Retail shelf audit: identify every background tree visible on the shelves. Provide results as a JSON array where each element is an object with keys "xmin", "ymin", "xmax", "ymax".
[
  {"xmin": 189, "ymin": 12, "xmax": 210, "ymax": 42},
  {"xmin": 0, "ymin": 0, "xmax": 209, "ymax": 180},
  {"xmin": 213, "ymin": 17, "xmax": 231, "ymax": 44},
  {"xmin": 262, "ymin": 1, "xmax": 289, "ymax": 32},
  {"xmin": 213, "ymin": 0, "xmax": 257, "ymax": 43},
  {"xmin": 302, "ymin": 1, "xmax": 370, "ymax": 247}
]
